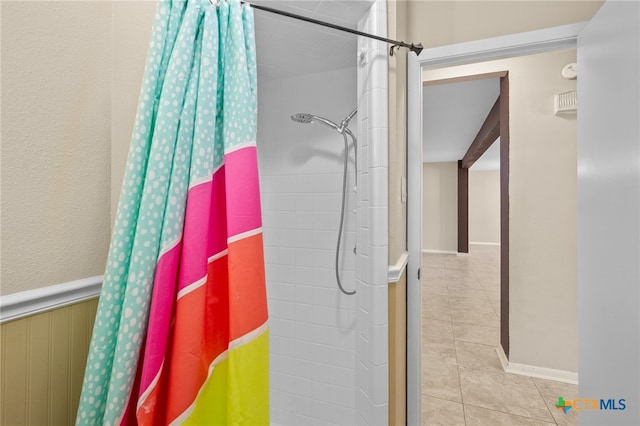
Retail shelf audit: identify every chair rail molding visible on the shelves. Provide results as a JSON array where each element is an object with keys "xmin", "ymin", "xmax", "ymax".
[
  {"xmin": 388, "ymin": 251, "xmax": 409, "ymax": 283},
  {"xmin": 0, "ymin": 276, "xmax": 103, "ymax": 323}
]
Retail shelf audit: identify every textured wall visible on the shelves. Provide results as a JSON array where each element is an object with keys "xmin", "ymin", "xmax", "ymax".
[
  {"xmin": 469, "ymin": 170, "xmax": 500, "ymax": 244},
  {"xmin": 422, "ymin": 162, "xmax": 458, "ymax": 252},
  {"xmin": 0, "ymin": 299, "xmax": 98, "ymax": 425},
  {"xmin": 1, "ymin": 2, "xmax": 112, "ymax": 295},
  {"xmin": 111, "ymin": 1, "xmax": 156, "ymax": 224},
  {"xmin": 406, "ymin": 0, "xmax": 602, "ymax": 49},
  {"xmin": 423, "ymin": 49, "xmax": 579, "ymax": 373},
  {"xmin": 387, "ymin": 1, "xmax": 408, "ymax": 266}
]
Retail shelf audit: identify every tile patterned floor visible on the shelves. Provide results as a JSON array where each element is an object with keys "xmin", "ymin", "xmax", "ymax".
[{"xmin": 421, "ymin": 244, "xmax": 578, "ymax": 426}]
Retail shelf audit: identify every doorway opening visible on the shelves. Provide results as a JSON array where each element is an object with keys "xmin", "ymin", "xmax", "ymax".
[
  {"xmin": 406, "ymin": 24, "xmax": 585, "ymax": 424},
  {"xmin": 421, "ymin": 72, "xmax": 509, "ymax": 362}
]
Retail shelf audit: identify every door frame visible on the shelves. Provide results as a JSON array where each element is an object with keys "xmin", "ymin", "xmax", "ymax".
[{"xmin": 405, "ymin": 22, "xmax": 587, "ymax": 425}]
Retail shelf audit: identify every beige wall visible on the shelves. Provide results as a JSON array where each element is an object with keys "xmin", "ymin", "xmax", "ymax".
[
  {"xmin": 423, "ymin": 50, "xmax": 579, "ymax": 372},
  {"xmin": 422, "ymin": 162, "xmax": 457, "ymax": 252},
  {"xmin": 0, "ymin": 299, "xmax": 99, "ymax": 425},
  {"xmin": 1, "ymin": 1, "xmax": 157, "ymax": 295},
  {"xmin": 406, "ymin": 1, "xmax": 603, "ymax": 49},
  {"xmin": 469, "ymin": 170, "xmax": 500, "ymax": 244},
  {"xmin": 388, "ymin": 1, "xmax": 408, "ymax": 265},
  {"xmin": 0, "ymin": 2, "xmax": 151, "ymax": 422},
  {"xmin": 1, "ymin": 2, "xmax": 112, "ymax": 295},
  {"xmin": 111, "ymin": 2, "xmax": 157, "ymax": 223}
]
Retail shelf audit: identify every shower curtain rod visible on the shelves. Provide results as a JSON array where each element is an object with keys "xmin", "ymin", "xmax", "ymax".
[{"xmin": 240, "ymin": 1, "xmax": 424, "ymax": 56}]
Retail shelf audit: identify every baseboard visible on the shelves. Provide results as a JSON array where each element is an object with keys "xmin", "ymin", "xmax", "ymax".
[
  {"xmin": 0, "ymin": 276, "xmax": 103, "ymax": 323},
  {"xmin": 496, "ymin": 345, "xmax": 509, "ymax": 371},
  {"xmin": 469, "ymin": 242, "xmax": 501, "ymax": 246},
  {"xmin": 495, "ymin": 347, "xmax": 578, "ymax": 384},
  {"xmin": 421, "ymin": 249, "xmax": 457, "ymax": 255}
]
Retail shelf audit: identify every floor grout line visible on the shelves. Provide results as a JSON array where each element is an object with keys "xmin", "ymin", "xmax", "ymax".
[
  {"xmin": 445, "ymin": 262, "xmax": 466, "ymax": 424},
  {"xmin": 532, "ymin": 378, "xmax": 562, "ymax": 425},
  {"xmin": 424, "ymin": 248, "xmax": 563, "ymax": 426},
  {"xmin": 462, "ymin": 401, "xmax": 560, "ymax": 425}
]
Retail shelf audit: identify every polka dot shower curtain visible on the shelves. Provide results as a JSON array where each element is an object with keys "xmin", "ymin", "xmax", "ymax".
[{"xmin": 76, "ymin": 0, "xmax": 268, "ymax": 424}]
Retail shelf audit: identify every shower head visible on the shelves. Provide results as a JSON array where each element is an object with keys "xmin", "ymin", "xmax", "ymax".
[
  {"xmin": 291, "ymin": 113, "xmax": 314, "ymax": 124},
  {"xmin": 291, "ymin": 113, "xmax": 339, "ymax": 130},
  {"xmin": 291, "ymin": 109, "xmax": 357, "ymax": 134}
]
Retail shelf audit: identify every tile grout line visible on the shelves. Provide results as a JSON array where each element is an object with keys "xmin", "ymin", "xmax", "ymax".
[
  {"xmin": 463, "ymin": 401, "xmax": 559, "ymax": 425},
  {"xmin": 425, "ymin": 250, "xmax": 537, "ymax": 426},
  {"xmin": 474, "ymin": 255, "xmax": 501, "ymax": 322},
  {"xmin": 445, "ymin": 262, "xmax": 467, "ymax": 424},
  {"xmin": 531, "ymin": 377, "xmax": 562, "ymax": 425},
  {"xmin": 421, "ymin": 257, "xmax": 463, "ymax": 423},
  {"xmin": 423, "ymin": 252, "xmax": 515, "ymax": 425},
  {"xmin": 449, "ymin": 259, "xmax": 475, "ymax": 426}
]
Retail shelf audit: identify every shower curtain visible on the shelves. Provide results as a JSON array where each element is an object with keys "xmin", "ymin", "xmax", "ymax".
[{"xmin": 76, "ymin": 1, "xmax": 268, "ymax": 424}]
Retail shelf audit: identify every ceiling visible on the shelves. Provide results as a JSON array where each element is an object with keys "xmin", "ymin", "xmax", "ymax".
[
  {"xmin": 253, "ymin": 0, "xmax": 374, "ymax": 79},
  {"xmin": 423, "ymin": 78, "xmax": 501, "ymax": 171}
]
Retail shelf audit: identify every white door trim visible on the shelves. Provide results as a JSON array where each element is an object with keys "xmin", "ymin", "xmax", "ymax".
[{"xmin": 406, "ymin": 22, "xmax": 587, "ymax": 425}]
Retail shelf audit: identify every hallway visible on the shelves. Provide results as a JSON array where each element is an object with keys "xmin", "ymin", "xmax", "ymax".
[{"xmin": 421, "ymin": 244, "xmax": 578, "ymax": 425}]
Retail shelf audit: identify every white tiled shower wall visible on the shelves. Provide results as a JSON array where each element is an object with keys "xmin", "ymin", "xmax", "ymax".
[
  {"xmin": 257, "ymin": 2, "xmax": 389, "ymax": 424},
  {"xmin": 257, "ymin": 67, "xmax": 359, "ymax": 425},
  {"xmin": 355, "ymin": 0, "xmax": 390, "ymax": 424}
]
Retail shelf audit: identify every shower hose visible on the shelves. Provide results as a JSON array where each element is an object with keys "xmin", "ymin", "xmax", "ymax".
[{"xmin": 336, "ymin": 131, "xmax": 356, "ymax": 296}]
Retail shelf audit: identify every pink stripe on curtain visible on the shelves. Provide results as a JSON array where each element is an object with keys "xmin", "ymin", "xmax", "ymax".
[
  {"xmin": 225, "ymin": 146, "xmax": 262, "ymax": 237},
  {"xmin": 137, "ymin": 242, "xmax": 182, "ymax": 395}
]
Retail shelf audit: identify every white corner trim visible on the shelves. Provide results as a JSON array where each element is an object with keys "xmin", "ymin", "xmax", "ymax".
[
  {"xmin": 496, "ymin": 347, "xmax": 579, "ymax": 385},
  {"xmin": 388, "ymin": 251, "xmax": 409, "ymax": 283},
  {"xmin": 0, "ymin": 275, "xmax": 103, "ymax": 323}
]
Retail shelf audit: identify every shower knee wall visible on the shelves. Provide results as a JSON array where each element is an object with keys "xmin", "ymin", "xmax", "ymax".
[{"xmin": 258, "ymin": 67, "xmax": 359, "ymax": 425}]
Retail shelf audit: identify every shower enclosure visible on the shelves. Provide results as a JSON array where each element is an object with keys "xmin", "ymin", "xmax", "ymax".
[
  {"xmin": 258, "ymin": 68, "xmax": 359, "ymax": 424},
  {"xmin": 255, "ymin": 0, "xmax": 390, "ymax": 424}
]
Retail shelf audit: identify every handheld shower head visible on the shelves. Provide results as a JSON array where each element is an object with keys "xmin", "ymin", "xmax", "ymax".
[
  {"xmin": 291, "ymin": 113, "xmax": 339, "ymax": 130},
  {"xmin": 291, "ymin": 113, "xmax": 314, "ymax": 124}
]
